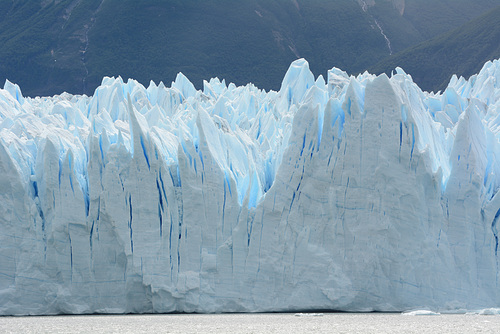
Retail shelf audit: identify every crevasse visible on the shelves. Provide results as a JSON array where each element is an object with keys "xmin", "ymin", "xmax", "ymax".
[{"xmin": 0, "ymin": 58, "xmax": 500, "ymax": 315}]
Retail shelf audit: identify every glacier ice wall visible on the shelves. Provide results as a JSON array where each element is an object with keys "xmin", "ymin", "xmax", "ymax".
[{"xmin": 1, "ymin": 58, "xmax": 500, "ymax": 315}]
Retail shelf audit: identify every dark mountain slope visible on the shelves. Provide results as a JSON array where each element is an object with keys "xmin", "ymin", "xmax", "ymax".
[
  {"xmin": 0, "ymin": 0, "xmax": 104, "ymax": 96},
  {"xmin": 85, "ymin": 0, "xmax": 391, "ymax": 94},
  {"xmin": 351, "ymin": 0, "xmax": 500, "ymax": 55},
  {"xmin": 0, "ymin": 0, "xmax": 498, "ymax": 97},
  {"xmin": 402, "ymin": 0, "xmax": 500, "ymax": 39},
  {"xmin": 371, "ymin": 4, "xmax": 500, "ymax": 92}
]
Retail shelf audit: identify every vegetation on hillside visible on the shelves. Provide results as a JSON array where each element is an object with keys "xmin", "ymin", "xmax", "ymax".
[{"xmin": 0, "ymin": 0, "xmax": 498, "ymax": 97}]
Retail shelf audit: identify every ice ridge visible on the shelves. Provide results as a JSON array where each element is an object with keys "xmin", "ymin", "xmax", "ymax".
[{"xmin": 1, "ymin": 58, "xmax": 500, "ymax": 315}]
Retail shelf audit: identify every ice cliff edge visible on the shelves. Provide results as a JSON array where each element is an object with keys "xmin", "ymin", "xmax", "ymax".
[{"xmin": 1, "ymin": 58, "xmax": 500, "ymax": 315}]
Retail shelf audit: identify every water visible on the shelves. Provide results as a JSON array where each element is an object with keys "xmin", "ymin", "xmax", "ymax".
[{"xmin": 1, "ymin": 313, "xmax": 500, "ymax": 333}]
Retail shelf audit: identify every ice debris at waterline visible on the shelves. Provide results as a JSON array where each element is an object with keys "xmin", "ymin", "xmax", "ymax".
[
  {"xmin": 402, "ymin": 310, "xmax": 441, "ymax": 316},
  {"xmin": 1, "ymin": 58, "xmax": 500, "ymax": 315}
]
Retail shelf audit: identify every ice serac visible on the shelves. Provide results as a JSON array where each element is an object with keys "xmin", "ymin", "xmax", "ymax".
[{"xmin": 1, "ymin": 58, "xmax": 500, "ymax": 315}]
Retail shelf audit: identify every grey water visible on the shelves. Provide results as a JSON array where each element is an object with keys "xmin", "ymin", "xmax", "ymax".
[{"xmin": 1, "ymin": 313, "xmax": 500, "ymax": 333}]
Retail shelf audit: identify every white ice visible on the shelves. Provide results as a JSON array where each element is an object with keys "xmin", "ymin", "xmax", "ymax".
[{"xmin": 1, "ymin": 58, "xmax": 500, "ymax": 315}]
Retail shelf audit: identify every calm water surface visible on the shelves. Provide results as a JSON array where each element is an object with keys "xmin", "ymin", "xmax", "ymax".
[{"xmin": 1, "ymin": 313, "xmax": 500, "ymax": 333}]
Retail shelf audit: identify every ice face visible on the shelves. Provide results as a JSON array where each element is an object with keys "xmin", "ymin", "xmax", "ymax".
[{"xmin": 1, "ymin": 58, "xmax": 500, "ymax": 315}]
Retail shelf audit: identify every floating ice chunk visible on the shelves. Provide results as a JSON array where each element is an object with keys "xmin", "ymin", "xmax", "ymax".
[
  {"xmin": 294, "ymin": 313, "xmax": 324, "ymax": 317},
  {"xmin": 402, "ymin": 310, "xmax": 441, "ymax": 316}
]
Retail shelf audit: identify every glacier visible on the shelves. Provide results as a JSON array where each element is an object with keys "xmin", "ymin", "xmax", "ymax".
[{"xmin": 1, "ymin": 58, "xmax": 500, "ymax": 315}]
